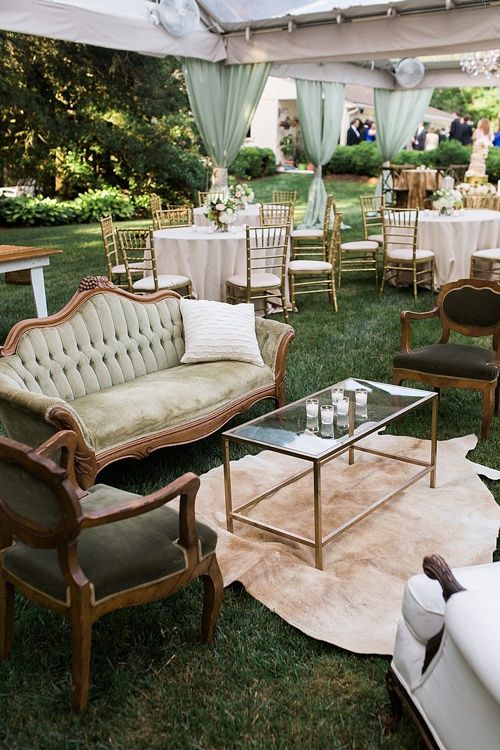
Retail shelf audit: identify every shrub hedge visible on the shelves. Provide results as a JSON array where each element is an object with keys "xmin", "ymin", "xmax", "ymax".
[
  {"xmin": 0, "ymin": 188, "xmax": 135, "ymax": 227},
  {"xmin": 229, "ymin": 147, "xmax": 277, "ymax": 179}
]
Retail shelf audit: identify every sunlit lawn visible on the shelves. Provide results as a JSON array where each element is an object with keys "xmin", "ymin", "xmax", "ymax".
[{"xmin": 0, "ymin": 174, "xmax": 498, "ymax": 749}]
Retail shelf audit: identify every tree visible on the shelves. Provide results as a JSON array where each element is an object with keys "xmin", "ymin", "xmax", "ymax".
[
  {"xmin": 0, "ymin": 32, "xmax": 205, "ymax": 200},
  {"xmin": 431, "ymin": 87, "xmax": 500, "ymax": 122}
]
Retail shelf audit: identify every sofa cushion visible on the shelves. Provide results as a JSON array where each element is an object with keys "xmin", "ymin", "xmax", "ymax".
[
  {"xmin": 180, "ymin": 299, "xmax": 264, "ymax": 367},
  {"xmin": 0, "ymin": 293, "xmax": 185, "ymax": 401},
  {"xmin": 2, "ymin": 483, "xmax": 217, "ymax": 605},
  {"xmin": 394, "ymin": 343, "xmax": 498, "ymax": 381},
  {"xmin": 71, "ymin": 360, "xmax": 275, "ymax": 451}
]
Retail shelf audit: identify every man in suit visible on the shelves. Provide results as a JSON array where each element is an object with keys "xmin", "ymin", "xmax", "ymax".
[
  {"xmin": 449, "ymin": 112, "xmax": 461, "ymax": 141},
  {"xmin": 460, "ymin": 115, "xmax": 474, "ymax": 146},
  {"xmin": 346, "ymin": 118, "xmax": 362, "ymax": 146},
  {"xmin": 412, "ymin": 123, "xmax": 427, "ymax": 150}
]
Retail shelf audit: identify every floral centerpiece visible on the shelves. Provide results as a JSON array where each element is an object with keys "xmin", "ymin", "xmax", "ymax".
[
  {"xmin": 457, "ymin": 182, "xmax": 496, "ymax": 196},
  {"xmin": 432, "ymin": 188, "xmax": 463, "ymax": 215},
  {"xmin": 205, "ymin": 194, "xmax": 237, "ymax": 232},
  {"xmin": 230, "ymin": 182, "xmax": 254, "ymax": 210}
]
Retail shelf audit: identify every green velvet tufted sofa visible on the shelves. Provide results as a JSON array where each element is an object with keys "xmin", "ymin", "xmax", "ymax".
[{"xmin": 0, "ymin": 281, "xmax": 294, "ymax": 488}]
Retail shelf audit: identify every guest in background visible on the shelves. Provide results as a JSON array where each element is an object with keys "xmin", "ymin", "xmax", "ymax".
[
  {"xmin": 493, "ymin": 118, "xmax": 500, "ymax": 147},
  {"xmin": 439, "ymin": 127, "xmax": 448, "ymax": 143},
  {"xmin": 473, "ymin": 118, "xmax": 494, "ymax": 147},
  {"xmin": 424, "ymin": 127, "xmax": 439, "ymax": 151},
  {"xmin": 449, "ymin": 111, "xmax": 461, "ymax": 141},
  {"xmin": 412, "ymin": 123, "xmax": 427, "ymax": 150},
  {"xmin": 365, "ymin": 121, "xmax": 377, "ymax": 142},
  {"xmin": 346, "ymin": 118, "xmax": 363, "ymax": 146},
  {"xmin": 459, "ymin": 115, "xmax": 474, "ymax": 146}
]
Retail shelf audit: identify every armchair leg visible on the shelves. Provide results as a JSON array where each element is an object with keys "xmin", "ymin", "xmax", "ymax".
[
  {"xmin": 200, "ymin": 555, "xmax": 223, "ymax": 645},
  {"xmin": 71, "ymin": 605, "xmax": 92, "ymax": 713},
  {"xmin": 480, "ymin": 384, "xmax": 495, "ymax": 440},
  {"xmin": 382, "ymin": 668, "xmax": 403, "ymax": 732},
  {"xmin": 0, "ymin": 578, "xmax": 14, "ymax": 660}
]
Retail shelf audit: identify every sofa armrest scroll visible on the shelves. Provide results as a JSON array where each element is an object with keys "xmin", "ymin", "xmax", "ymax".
[{"xmin": 254, "ymin": 317, "xmax": 294, "ymax": 373}]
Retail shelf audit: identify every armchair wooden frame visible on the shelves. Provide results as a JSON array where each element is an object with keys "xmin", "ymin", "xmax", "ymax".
[
  {"xmin": 0, "ymin": 431, "xmax": 223, "ymax": 712},
  {"xmin": 392, "ymin": 278, "xmax": 500, "ymax": 439}
]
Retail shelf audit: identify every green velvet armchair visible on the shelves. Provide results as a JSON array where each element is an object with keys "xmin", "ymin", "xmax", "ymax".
[
  {"xmin": 0, "ymin": 430, "xmax": 223, "ymax": 712},
  {"xmin": 392, "ymin": 278, "xmax": 500, "ymax": 439}
]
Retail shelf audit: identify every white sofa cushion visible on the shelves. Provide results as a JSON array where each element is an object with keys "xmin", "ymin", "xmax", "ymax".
[{"xmin": 180, "ymin": 299, "xmax": 264, "ymax": 367}]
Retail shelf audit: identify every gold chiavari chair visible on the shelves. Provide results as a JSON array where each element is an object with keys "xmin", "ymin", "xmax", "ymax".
[
  {"xmin": 290, "ymin": 194, "xmax": 335, "ymax": 262},
  {"xmin": 337, "ymin": 230, "xmax": 380, "ymax": 289},
  {"xmin": 259, "ymin": 202, "xmax": 293, "ymax": 227},
  {"xmin": 360, "ymin": 194, "xmax": 385, "ymax": 246},
  {"xmin": 272, "ymin": 190, "xmax": 297, "ymax": 208},
  {"xmin": 225, "ymin": 224, "xmax": 289, "ymax": 323},
  {"xmin": 150, "ymin": 193, "xmax": 162, "ymax": 219},
  {"xmin": 100, "ymin": 216, "xmax": 145, "ymax": 290},
  {"xmin": 153, "ymin": 206, "xmax": 193, "ymax": 230},
  {"xmin": 117, "ymin": 228, "xmax": 192, "ymax": 297},
  {"xmin": 380, "ymin": 208, "xmax": 434, "ymax": 300},
  {"xmin": 197, "ymin": 190, "xmax": 226, "ymax": 207},
  {"xmin": 288, "ymin": 211, "xmax": 340, "ymax": 312}
]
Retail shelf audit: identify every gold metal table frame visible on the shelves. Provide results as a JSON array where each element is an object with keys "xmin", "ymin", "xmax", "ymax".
[{"xmin": 223, "ymin": 381, "xmax": 438, "ymax": 570}]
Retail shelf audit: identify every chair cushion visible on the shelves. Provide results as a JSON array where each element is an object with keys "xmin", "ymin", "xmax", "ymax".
[
  {"xmin": 133, "ymin": 274, "xmax": 190, "ymax": 292},
  {"xmin": 226, "ymin": 272, "xmax": 282, "ymax": 289},
  {"xmin": 291, "ymin": 229, "xmax": 323, "ymax": 239},
  {"xmin": 387, "ymin": 248, "xmax": 434, "ymax": 261},
  {"xmin": 2, "ymin": 483, "xmax": 218, "ymax": 605},
  {"xmin": 341, "ymin": 240, "xmax": 379, "ymax": 252},
  {"xmin": 393, "ymin": 343, "xmax": 498, "ymax": 381},
  {"xmin": 112, "ymin": 262, "xmax": 146, "ymax": 275},
  {"xmin": 288, "ymin": 260, "xmax": 332, "ymax": 272},
  {"xmin": 70, "ymin": 361, "xmax": 275, "ymax": 451},
  {"xmin": 402, "ymin": 562, "xmax": 500, "ymax": 643},
  {"xmin": 472, "ymin": 248, "xmax": 500, "ymax": 260},
  {"xmin": 368, "ymin": 233, "xmax": 384, "ymax": 244}
]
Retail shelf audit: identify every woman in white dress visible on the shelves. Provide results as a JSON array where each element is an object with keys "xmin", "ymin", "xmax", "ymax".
[{"xmin": 467, "ymin": 118, "xmax": 493, "ymax": 178}]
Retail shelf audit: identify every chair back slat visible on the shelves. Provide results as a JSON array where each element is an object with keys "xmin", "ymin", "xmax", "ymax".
[
  {"xmin": 246, "ymin": 225, "xmax": 288, "ymax": 282},
  {"xmin": 383, "ymin": 208, "xmax": 418, "ymax": 259},
  {"xmin": 198, "ymin": 190, "xmax": 226, "ymax": 208},
  {"xmin": 117, "ymin": 228, "xmax": 157, "ymax": 292},
  {"xmin": 153, "ymin": 207, "xmax": 192, "ymax": 231},
  {"xmin": 0, "ymin": 438, "xmax": 80, "ymax": 547},
  {"xmin": 150, "ymin": 194, "xmax": 162, "ymax": 219},
  {"xmin": 259, "ymin": 202, "xmax": 293, "ymax": 227},
  {"xmin": 360, "ymin": 194, "xmax": 384, "ymax": 238},
  {"xmin": 99, "ymin": 216, "xmax": 120, "ymax": 276},
  {"xmin": 327, "ymin": 212, "xmax": 342, "ymax": 265}
]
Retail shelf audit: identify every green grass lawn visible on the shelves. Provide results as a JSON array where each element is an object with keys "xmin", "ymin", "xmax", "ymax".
[{"xmin": 0, "ymin": 174, "xmax": 498, "ymax": 749}]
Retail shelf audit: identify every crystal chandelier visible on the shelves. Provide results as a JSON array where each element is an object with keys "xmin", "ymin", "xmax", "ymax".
[{"xmin": 460, "ymin": 49, "xmax": 500, "ymax": 78}]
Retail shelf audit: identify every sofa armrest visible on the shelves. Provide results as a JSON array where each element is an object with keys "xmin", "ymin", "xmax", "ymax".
[
  {"xmin": 0, "ymin": 386, "xmax": 92, "ymax": 451},
  {"xmin": 255, "ymin": 317, "xmax": 294, "ymax": 373}
]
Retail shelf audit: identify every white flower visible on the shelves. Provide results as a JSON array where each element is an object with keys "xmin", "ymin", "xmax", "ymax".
[{"xmin": 215, "ymin": 202, "xmax": 226, "ymax": 211}]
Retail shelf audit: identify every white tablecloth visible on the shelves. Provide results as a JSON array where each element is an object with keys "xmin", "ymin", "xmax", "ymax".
[
  {"xmin": 193, "ymin": 204, "xmax": 260, "ymax": 228},
  {"xmin": 153, "ymin": 226, "xmax": 290, "ymax": 306},
  {"xmin": 418, "ymin": 209, "xmax": 500, "ymax": 287}
]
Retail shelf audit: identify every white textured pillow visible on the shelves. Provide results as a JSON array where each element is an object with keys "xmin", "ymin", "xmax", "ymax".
[{"xmin": 180, "ymin": 299, "xmax": 264, "ymax": 367}]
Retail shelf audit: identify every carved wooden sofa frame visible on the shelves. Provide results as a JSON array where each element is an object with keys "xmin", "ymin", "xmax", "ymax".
[{"xmin": 0, "ymin": 279, "xmax": 294, "ymax": 488}]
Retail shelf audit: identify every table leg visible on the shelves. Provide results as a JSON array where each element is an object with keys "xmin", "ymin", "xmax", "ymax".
[
  {"xmin": 223, "ymin": 437, "xmax": 234, "ymax": 532},
  {"xmin": 30, "ymin": 266, "xmax": 48, "ymax": 318},
  {"xmin": 430, "ymin": 396, "xmax": 438, "ymax": 488},
  {"xmin": 313, "ymin": 461, "xmax": 323, "ymax": 570}
]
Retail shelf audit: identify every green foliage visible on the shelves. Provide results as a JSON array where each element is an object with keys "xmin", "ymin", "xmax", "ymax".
[
  {"xmin": 391, "ymin": 140, "xmax": 472, "ymax": 170},
  {"xmin": 0, "ymin": 188, "xmax": 133, "ymax": 226},
  {"xmin": 229, "ymin": 147, "xmax": 276, "ymax": 179},
  {"xmin": 0, "ymin": 32, "xmax": 204, "ymax": 202},
  {"xmin": 324, "ymin": 142, "xmax": 383, "ymax": 177},
  {"xmin": 486, "ymin": 147, "xmax": 500, "ymax": 184},
  {"xmin": 431, "ymin": 87, "xmax": 500, "ymax": 121}
]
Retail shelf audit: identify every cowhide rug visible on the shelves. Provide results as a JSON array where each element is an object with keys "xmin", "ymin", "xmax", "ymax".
[{"xmin": 194, "ymin": 433, "xmax": 500, "ymax": 655}]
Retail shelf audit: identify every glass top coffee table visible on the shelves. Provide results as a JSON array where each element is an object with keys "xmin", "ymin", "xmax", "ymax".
[{"xmin": 222, "ymin": 378, "xmax": 438, "ymax": 569}]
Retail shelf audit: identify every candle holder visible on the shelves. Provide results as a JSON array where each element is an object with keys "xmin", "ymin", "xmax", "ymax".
[{"xmin": 306, "ymin": 398, "xmax": 319, "ymax": 418}]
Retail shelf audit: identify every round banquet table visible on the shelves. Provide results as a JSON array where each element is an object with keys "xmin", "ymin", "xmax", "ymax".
[
  {"xmin": 193, "ymin": 203, "xmax": 260, "ymax": 228},
  {"xmin": 417, "ymin": 209, "xmax": 500, "ymax": 287},
  {"xmin": 153, "ymin": 226, "xmax": 291, "ymax": 306}
]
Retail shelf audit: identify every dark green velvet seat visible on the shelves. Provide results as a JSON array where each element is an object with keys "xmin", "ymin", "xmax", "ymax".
[
  {"xmin": 3, "ymin": 483, "xmax": 218, "ymax": 604},
  {"xmin": 392, "ymin": 279, "xmax": 500, "ymax": 439},
  {"xmin": 394, "ymin": 343, "xmax": 498, "ymax": 382},
  {"xmin": 0, "ymin": 431, "xmax": 223, "ymax": 713}
]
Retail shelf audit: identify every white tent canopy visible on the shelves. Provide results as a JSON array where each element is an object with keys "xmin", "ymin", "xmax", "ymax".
[{"xmin": 1, "ymin": 0, "xmax": 499, "ymax": 88}]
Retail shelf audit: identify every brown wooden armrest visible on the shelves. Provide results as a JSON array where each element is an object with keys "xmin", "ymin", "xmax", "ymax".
[
  {"xmin": 81, "ymin": 472, "xmax": 201, "ymax": 551},
  {"xmin": 34, "ymin": 430, "xmax": 86, "ymax": 499},
  {"xmin": 423, "ymin": 554, "xmax": 466, "ymax": 601},
  {"xmin": 400, "ymin": 307, "xmax": 440, "ymax": 352}
]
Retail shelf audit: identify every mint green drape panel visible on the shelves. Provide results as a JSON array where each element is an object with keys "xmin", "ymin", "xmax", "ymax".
[
  {"xmin": 183, "ymin": 58, "xmax": 270, "ymax": 187},
  {"xmin": 374, "ymin": 88, "xmax": 433, "ymax": 195},
  {"xmin": 296, "ymin": 79, "xmax": 345, "ymax": 228}
]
